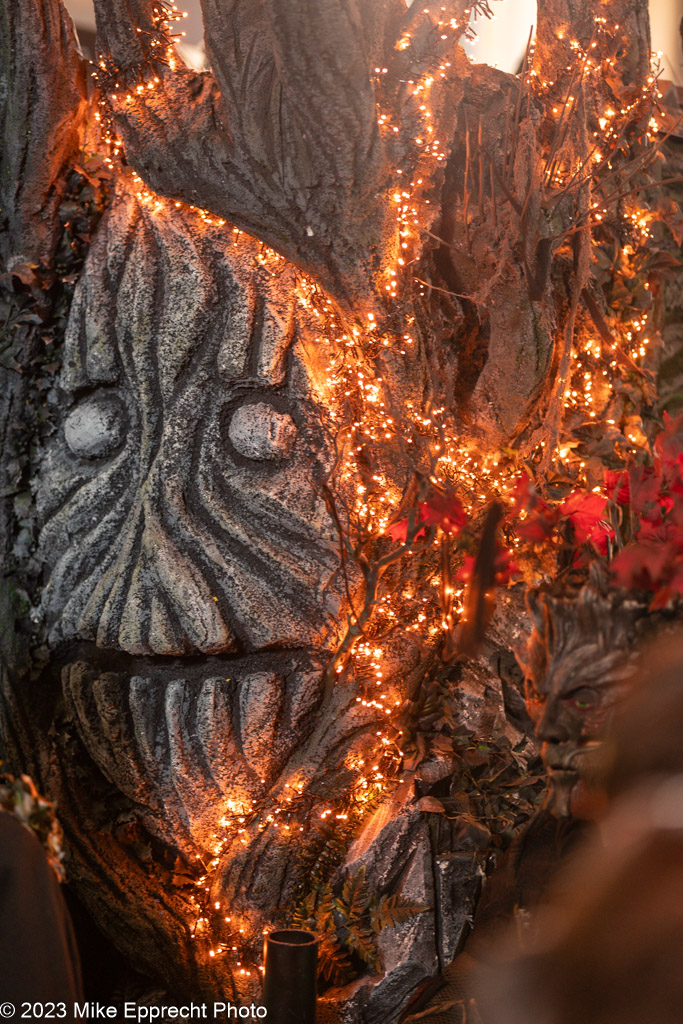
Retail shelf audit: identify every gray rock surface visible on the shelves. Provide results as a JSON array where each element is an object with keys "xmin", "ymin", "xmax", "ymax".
[
  {"xmin": 64, "ymin": 392, "xmax": 128, "ymax": 459},
  {"xmin": 434, "ymin": 853, "xmax": 483, "ymax": 965},
  {"xmin": 37, "ymin": 183, "xmax": 343, "ymax": 659},
  {"xmin": 228, "ymin": 403, "xmax": 298, "ymax": 460}
]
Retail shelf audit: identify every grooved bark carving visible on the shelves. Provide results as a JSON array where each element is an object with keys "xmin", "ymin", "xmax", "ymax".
[
  {"xmin": 0, "ymin": 0, "xmax": 655, "ymax": 1016},
  {"xmin": 0, "ymin": 0, "xmax": 86, "ymax": 272},
  {"xmin": 37, "ymin": 179, "xmax": 342, "ymax": 657}
]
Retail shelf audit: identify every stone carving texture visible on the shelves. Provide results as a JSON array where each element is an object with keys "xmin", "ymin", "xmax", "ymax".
[
  {"xmin": 37, "ymin": 186, "xmax": 342, "ymax": 659},
  {"xmin": 0, "ymin": 0, "xmax": 654, "ymax": 1017}
]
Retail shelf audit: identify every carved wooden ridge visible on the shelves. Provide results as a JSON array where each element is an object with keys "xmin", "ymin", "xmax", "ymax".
[{"xmin": 0, "ymin": 0, "xmax": 654, "ymax": 1013}]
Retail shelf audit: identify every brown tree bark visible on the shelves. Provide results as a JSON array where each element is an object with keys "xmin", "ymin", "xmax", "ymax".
[{"xmin": 0, "ymin": 0, "xmax": 657, "ymax": 1016}]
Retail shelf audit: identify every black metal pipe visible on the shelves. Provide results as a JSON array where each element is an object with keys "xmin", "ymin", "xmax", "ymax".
[{"xmin": 263, "ymin": 929, "xmax": 318, "ymax": 1024}]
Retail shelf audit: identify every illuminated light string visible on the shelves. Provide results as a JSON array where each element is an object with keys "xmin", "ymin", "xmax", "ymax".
[{"xmin": 90, "ymin": 2, "xmax": 663, "ymax": 969}]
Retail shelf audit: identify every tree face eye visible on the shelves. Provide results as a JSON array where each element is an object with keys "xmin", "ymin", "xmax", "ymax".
[
  {"xmin": 64, "ymin": 392, "xmax": 128, "ymax": 459},
  {"xmin": 567, "ymin": 687, "xmax": 599, "ymax": 710},
  {"xmin": 227, "ymin": 402, "xmax": 298, "ymax": 461},
  {"xmin": 525, "ymin": 687, "xmax": 547, "ymax": 719}
]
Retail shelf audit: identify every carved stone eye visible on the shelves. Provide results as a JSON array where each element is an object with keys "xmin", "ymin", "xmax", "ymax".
[
  {"xmin": 64, "ymin": 392, "xmax": 127, "ymax": 459},
  {"xmin": 228, "ymin": 402, "xmax": 298, "ymax": 460}
]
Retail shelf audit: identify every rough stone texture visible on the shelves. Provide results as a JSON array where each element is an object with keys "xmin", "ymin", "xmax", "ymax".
[
  {"xmin": 366, "ymin": 841, "xmax": 438, "ymax": 1023},
  {"xmin": 434, "ymin": 853, "xmax": 483, "ymax": 965},
  {"xmin": 61, "ymin": 654, "xmax": 326, "ymax": 851},
  {"xmin": 63, "ymin": 391, "xmax": 129, "ymax": 459},
  {"xmin": 0, "ymin": 0, "xmax": 87, "ymax": 274},
  {"xmin": 337, "ymin": 780, "xmax": 485, "ymax": 1022},
  {"xmin": 0, "ymin": 0, "xmax": 88, "ymax": 852},
  {"xmin": 0, "ymin": 0, "xmax": 655, "ymax": 1016},
  {"xmin": 36, "ymin": 181, "xmax": 343, "ymax": 659},
  {"xmin": 228, "ymin": 403, "xmax": 298, "ymax": 461},
  {"xmin": 318, "ymin": 979, "xmax": 376, "ymax": 1024}
]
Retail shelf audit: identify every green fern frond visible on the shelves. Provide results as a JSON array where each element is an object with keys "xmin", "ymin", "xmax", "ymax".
[
  {"xmin": 370, "ymin": 894, "xmax": 428, "ymax": 934},
  {"xmin": 318, "ymin": 937, "xmax": 354, "ymax": 985},
  {"xmin": 316, "ymin": 886, "xmax": 337, "ymax": 929},
  {"xmin": 344, "ymin": 925, "xmax": 380, "ymax": 972},
  {"xmin": 340, "ymin": 866, "xmax": 372, "ymax": 920}
]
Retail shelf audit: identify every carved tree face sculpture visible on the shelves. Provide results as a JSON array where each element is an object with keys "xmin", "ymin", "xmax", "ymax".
[
  {"xmin": 519, "ymin": 582, "xmax": 642, "ymax": 819},
  {"xmin": 32, "ymin": 179, "xmax": 370, "ymax": 995},
  {"xmin": 38, "ymin": 186, "xmax": 343, "ymax": 660},
  {"xmin": 0, "ymin": 0, "xmax": 655, "ymax": 1009}
]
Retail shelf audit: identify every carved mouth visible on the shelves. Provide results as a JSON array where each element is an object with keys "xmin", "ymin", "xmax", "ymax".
[
  {"xmin": 56, "ymin": 639, "xmax": 326, "ymax": 685},
  {"xmin": 59, "ymin": 643, "xmax": 327, "ymax": 855},
  {"xmin": 543, "ymin": 740, "xmax": 603, "ymax": 773}
]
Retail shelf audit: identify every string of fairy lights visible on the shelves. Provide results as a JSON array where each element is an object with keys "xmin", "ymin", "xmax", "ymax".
[{"xmin": 89, "ymin": 0, "xmax": 668, "ymax": 970}]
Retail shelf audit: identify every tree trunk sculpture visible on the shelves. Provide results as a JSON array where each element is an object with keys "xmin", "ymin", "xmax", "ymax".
[{"xmin": 0, "ymin": 0, "xmax": 657, "ymax": 1016}]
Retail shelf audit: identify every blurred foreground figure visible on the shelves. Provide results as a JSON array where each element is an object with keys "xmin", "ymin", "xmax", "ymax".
[
  {"xmin": 0, "ymin": 783, "xmax": 82, "ymax": 1006},
  {"xmin": 476, "ymin": 630, "xmax": 683, "ymax": 1024}
]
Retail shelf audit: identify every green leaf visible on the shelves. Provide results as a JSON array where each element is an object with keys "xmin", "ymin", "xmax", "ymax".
[
  {"xmin": 344, "ymin": 925, "xmax": 380, "ymax": 971},
  {"xmin": 370, "ymin": 894, "xmax": 428, "ymax": 934},
  {"xmin": 340, "ymin": 867, "xmax": 371, "ymax": 920}
]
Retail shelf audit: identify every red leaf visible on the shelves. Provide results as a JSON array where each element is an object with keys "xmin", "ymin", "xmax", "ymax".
[
  {"xmin": 671, "ymin": 496, "xmax": 683, "ymax": 540},
  {"xmin": 456, "ymin": 555, "xmax": 476, "ymax": 583},
  {"xmin": 636, "ymin": 516, "xmax": 675, "ymax": 545},
  {"xmin": 649, "ymin": 586, "xmax": 673, "ymax": 610},
  {"xmin": 387, "ymin": 519, "xmax": 408, "ymax": 542},
  {"xmin": 494, "ymin": 546, "xmax": 520, "ymax": 585},
  {"xmin": 560, "ymin": 491, "xmax": 610, "ymax": 546},
  {"xmin": 516, "ymin": 508, "xmax": 559, "ymax": 542},
  {"xmin": 387, "ymin": 516, "xmax": 426, "ymax": 542},
  {"xmin": 628, "ymin": 466, "xmax": 661, "ymax": 519},
  {"xmin": 667, "ymin": 558, "xmax": 683, "ymax": 597},
  {"xmin": 610, "ymin": 542, "xmax": 673, "ymax": 590},
  {"xmin": 507, "ymin": 474, "xmax": 539, "ymax": 518},
  {"xmin": 387, "ymin": 488, "xmax": 467, "ymax": 543},
  {"xmin": 647, "ymin": 556, "xmax": 683, "ymax": 609},
  {"xmin": 654, "ymin": 412, "xmax": 683, "ymax": 487},
  {"xmin": 419, "ymin": 491, "xmax": 467, "ymax": 536},
  {"xmin": 604, "ymin": 469, "xmax": 630, "ymax": 505}
]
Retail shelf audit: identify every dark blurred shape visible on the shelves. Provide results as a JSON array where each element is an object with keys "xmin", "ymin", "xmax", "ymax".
[
  {"xmin": 467, "ymin": 809, "xmax": 590, "ymax": 954},
  {"xmin": 0, "ymin": 810, "xmax": 83, "ymax": 1008},
  {"xmin": 603, "ymin": 629, "xmax": 683, "ymax": 796},
  {"xmin": 454, "ymin": 501, "xmax": 504, "ymax": 658},
  {"xmin": 476, "ymin": 627, "xmax": 683, "ymax": 1024}
]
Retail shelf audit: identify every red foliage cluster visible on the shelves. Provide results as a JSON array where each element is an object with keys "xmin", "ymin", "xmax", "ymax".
[
  {"xmin": 608, "ymin": 414, "xmax": 683, "ymax": 607},
  {"xmin": 387, "ymin": 490, "xmax": 467, "ymax": 542},
  {"xmin": 508, "ymin": 413, "xmax": 683, "ymax": 607},
  {"xmin": 457, "ymin": 547, "xmax": 519, "ymax": 587},
  {"xmin": 387, "ymin": 414, "xmax": 683, "ymax": 613}
]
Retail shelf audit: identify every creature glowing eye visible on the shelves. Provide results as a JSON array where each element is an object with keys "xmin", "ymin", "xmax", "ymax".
[
  {"xmin": 568, "ymin": 687, "xmax": 598, "ymax": 710},
  {"xmin": 64, "ymin": 392, "xmax": 128, "ymax": 459}
]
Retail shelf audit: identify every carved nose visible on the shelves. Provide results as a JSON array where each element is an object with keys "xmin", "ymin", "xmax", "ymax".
[{"xmin": 535, "ymin": 697, "xmax": 568, "ymax": 744}]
